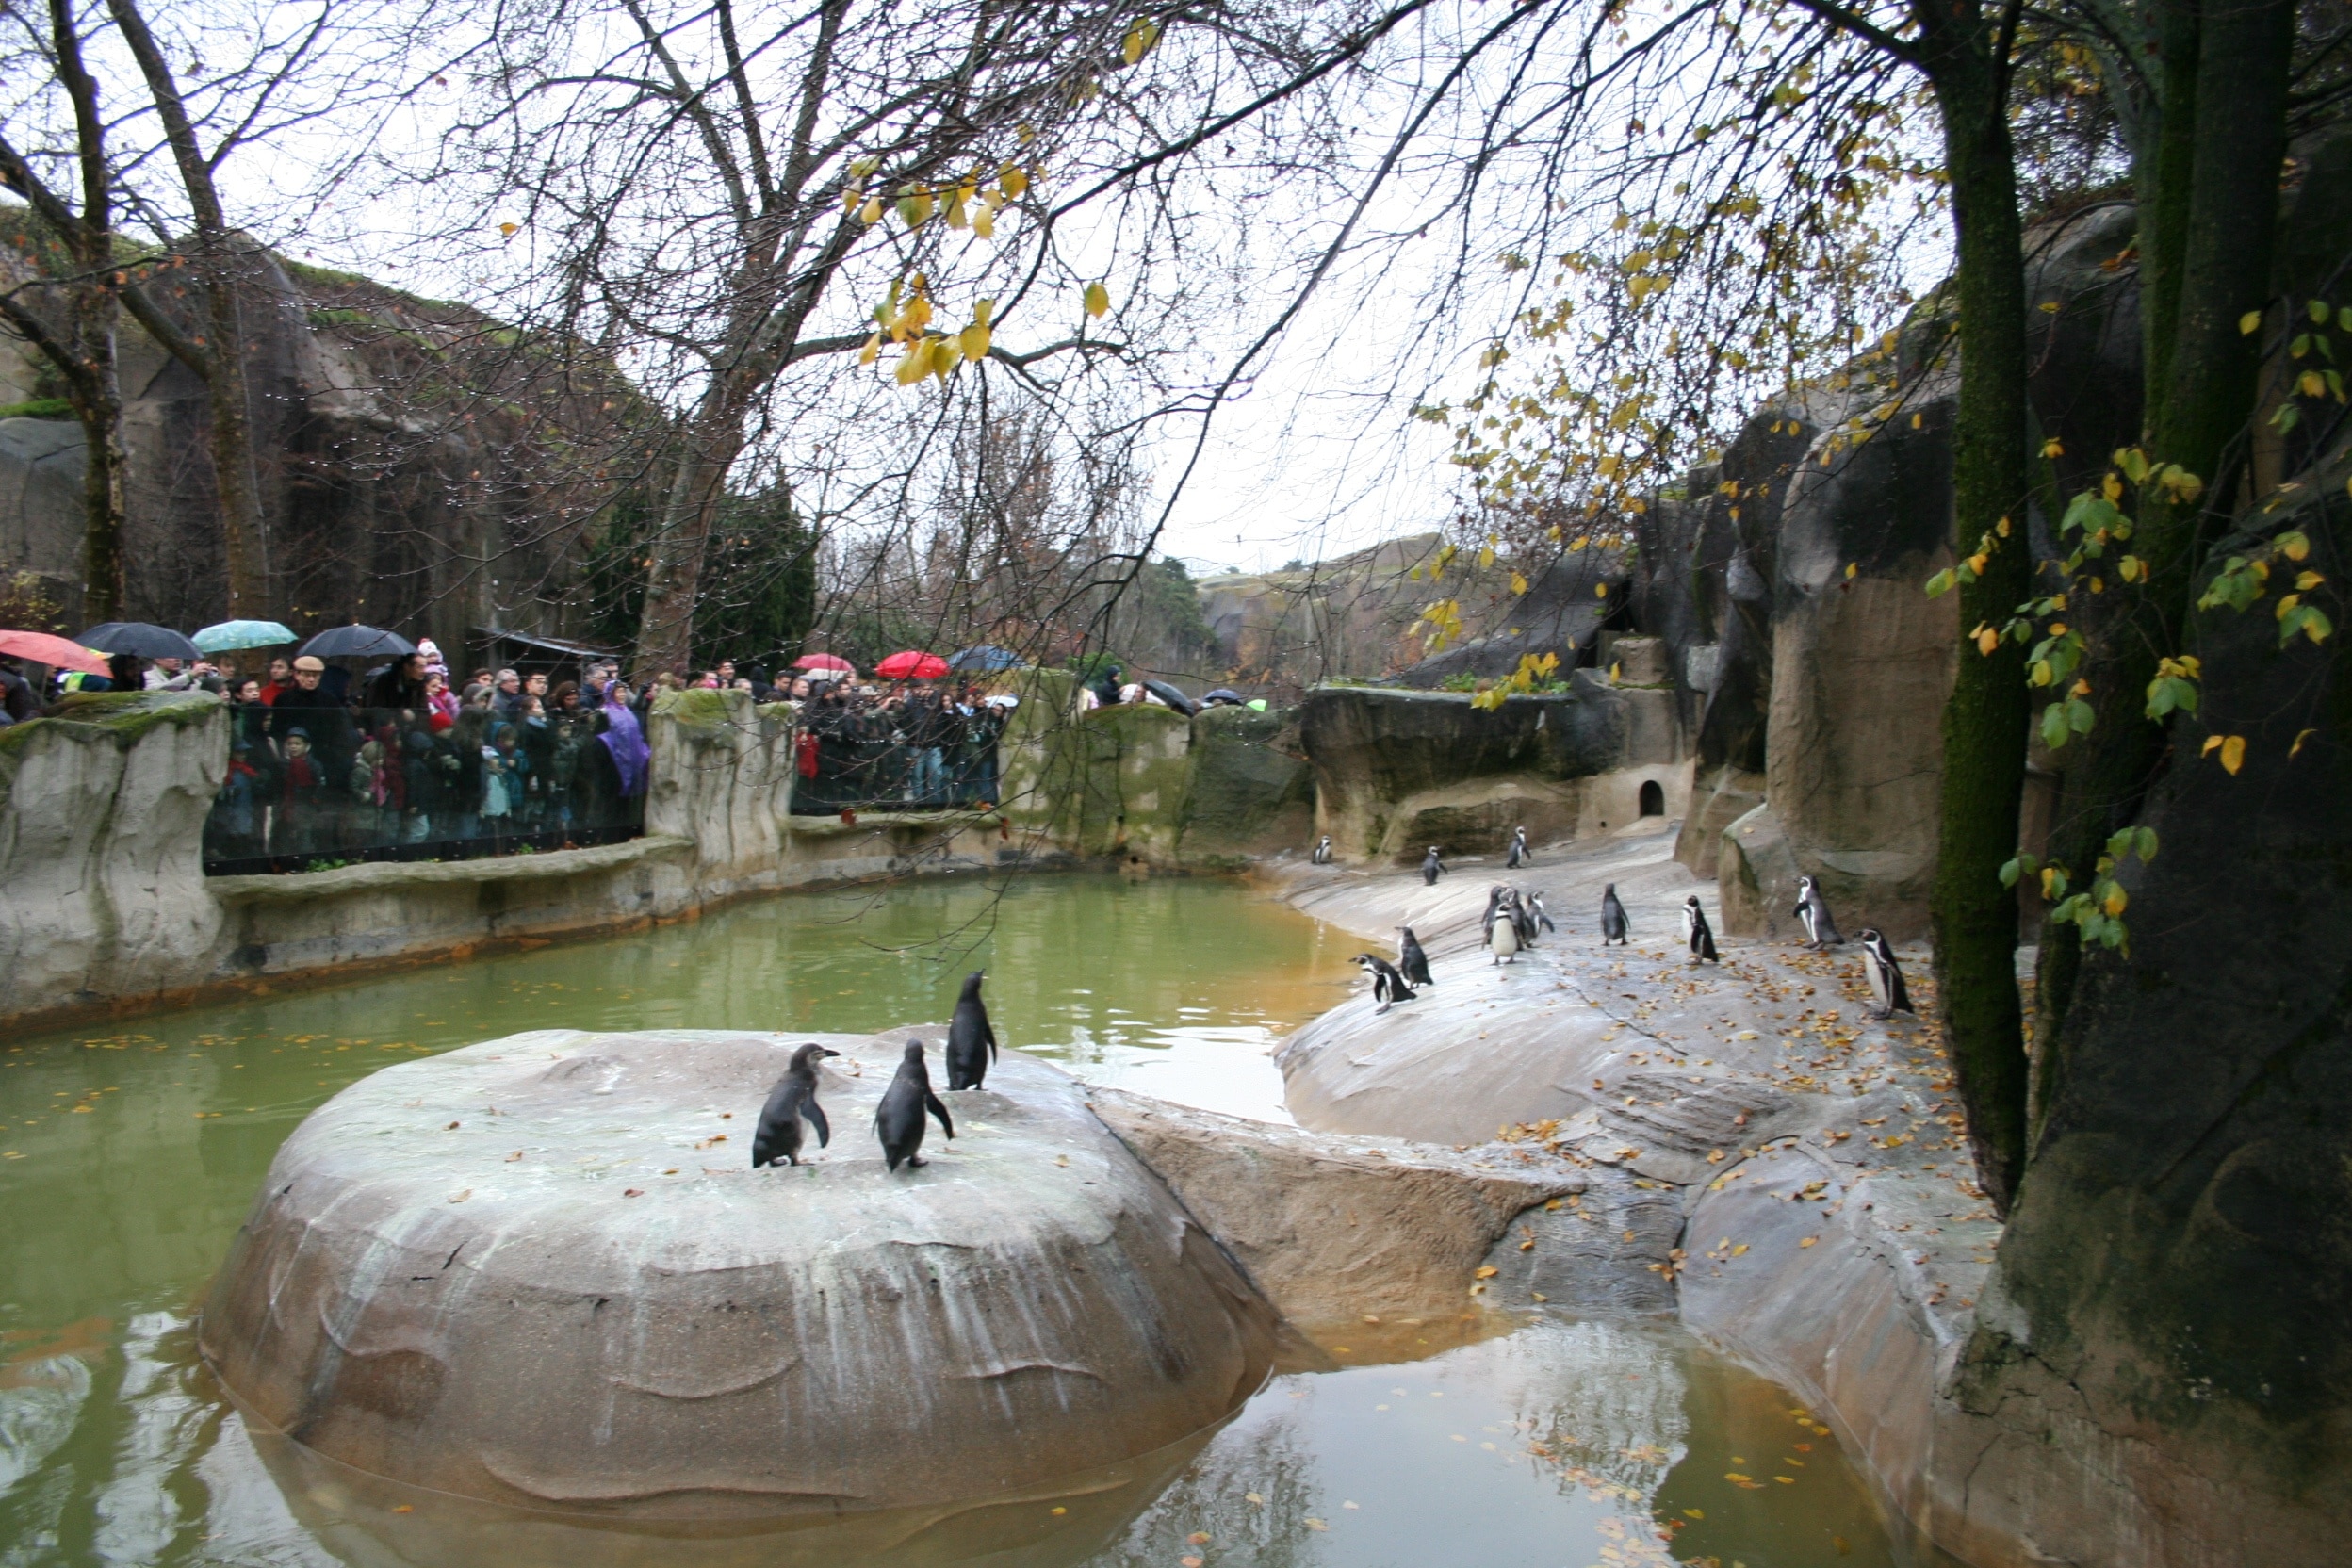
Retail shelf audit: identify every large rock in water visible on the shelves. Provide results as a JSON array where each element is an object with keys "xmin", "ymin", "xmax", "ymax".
[{"xmin": 199, "ymin": 1029, "xmax": 1276, "ymax": 1522}]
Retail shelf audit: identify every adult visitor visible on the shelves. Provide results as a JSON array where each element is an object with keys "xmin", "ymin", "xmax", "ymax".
[{"xmin": 365, "ymin": 651, "xmax": 431, "ymax": 712}]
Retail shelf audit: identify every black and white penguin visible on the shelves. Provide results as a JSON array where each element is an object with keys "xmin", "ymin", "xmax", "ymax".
[
  {"xmin": 1491, "ymin": 894, "xmax": 1524, "ymax": 964},
  {"xmin": 1505, "ymin": 825, "xmax": 1530, "ymax": 869},
  {"xmin": 874, "ymin": 1039, "xmax": 955, "ymax": 1172},
  {"xmin": 1600, "ymin": 884, "xmax": 1631, "ymax": 946},
  {"xmin": 1312, "ymin": 834, "xmax": 1333, "ymax": 865},
  {"xmin": 1511, "ymin": 887, "xmax": 1541, "ymax": 947},
  {"xmin": 1480, "ymin": 884, "xmax": 1510, "ymax": 942},
  {"xmin": 1422, "ymin": 845, "xmax": 1446, "ymax": 886},
  {"xmin": 1794, "ymin": 874, "xmax": 1845, "ymax": 949},
  {"xmin": 1355, "ymin": 953, "xmax": 1415, "ymax": 1013},
  {"xmin": 1396, "ymin": 925, "xmax": 1433, "ymax": 988},
  {"xmin": 1857, "ymin": 928, "xmax": 1914, "ymax": 1017},
  {"xmin": 751, "ymin": 1043, "xmax": 840, "ymax": 1168},
  {"xmin": 1527, "ymin": 890, "xmax": 1557, "ymax": 936},
  {"xmin": 1681, "ymin": 895, "xmax": 1720, "ymax": 963},
  {"xmin": 944, "ymin": 971, "xmax": 999, "ymax": 1090}
]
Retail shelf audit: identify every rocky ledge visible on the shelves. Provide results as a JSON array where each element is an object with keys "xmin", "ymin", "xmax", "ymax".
[{"xmin": 199, "ymin": 1028, "xmax": 1277, "ymax": 1521}]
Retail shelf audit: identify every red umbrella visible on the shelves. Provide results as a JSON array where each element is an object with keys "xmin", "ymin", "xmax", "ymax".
[
  {"xmin": 793, "ymin": 653, "xmax": 856, "ymax": 674},
  {"xmin": 875, "ymin": 650, "xmax": 949, "ymax": 680},
  {"xmin": 0, "ymin": 629, "xmax": 109, "ymax": 676}
]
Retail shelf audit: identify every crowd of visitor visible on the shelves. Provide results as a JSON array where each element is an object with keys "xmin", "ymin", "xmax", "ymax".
[{"xmin": 0, "ymin": 637, "xmax": 1031, "ymax": 861}]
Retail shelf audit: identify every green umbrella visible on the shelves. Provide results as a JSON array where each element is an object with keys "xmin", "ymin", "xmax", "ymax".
[{"xmin": 193, "ymin": 619, "xmax": 296, "ymax": 653}]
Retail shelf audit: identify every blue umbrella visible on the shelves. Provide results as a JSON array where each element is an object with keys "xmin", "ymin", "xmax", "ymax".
[
  {"xmin": 948, "ymin": 645, "xmax": 1022, "ymax": 672},
  {"xmin": 193, "ymin": 618, "xmax": 296, "ymax": 653}
]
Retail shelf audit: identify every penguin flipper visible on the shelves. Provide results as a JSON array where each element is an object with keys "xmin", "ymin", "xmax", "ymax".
[
  {"xmin": 984, "ymin": 1021, "xmax": 999, "ymax": 1062},
  {"xmin": 807, "ymin": 1101, "xmax": 831, "ymax": 1147},
  {"xmin": 925, "ymin": 1091, "xmax": 956, "ymax": 1138}
]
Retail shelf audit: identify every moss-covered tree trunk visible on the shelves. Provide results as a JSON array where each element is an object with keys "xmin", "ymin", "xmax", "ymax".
[
  {"xmin": 1915, "ymin": 6, "xmax": 2035, "ymax": 1213},
  {"xmin": 2031, "ymin": 0, "xmax": 2295, "ymax": 1127}
]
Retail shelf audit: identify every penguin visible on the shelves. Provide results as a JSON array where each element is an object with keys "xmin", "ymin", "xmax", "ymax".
[
  {"xmin": 1527, "ymin": 890, "xmax": 1557, "ymax": 936},
  {"xmin": 1354, "ymin": 953, "xmax": 1415, "ymax": 1013},
  {"xmin": 1505, "ymin": 825, "xmax": 1529, "ymax": 870},
  {"xmin": 874, "ymin": 1039, "xmax": 955, "ymax": 1171},
  {"xmin": 1480, "ymin": 884, "xmax": 1510, "ymax": 941},
  {"xmin": 1491, "ymin": 897, "xmax": 1523, "ymax": 964},
  {"xmin": 944, "ymin": 971, "xmax": 998, "ymax": 1090},
  {"xmin": 1794, "ymin": 874, "xmax": 1845, "ymax": 949},
  {"xmin": 1312, "ymin": 834, "xmax": 1333, "ymax": 865},
  {"xmin": 1511, "ymin": 886, "xmax": 1541, "ymax": 947},
  {"xmin": 1600, "ymin": 884, "xmax": 1631, "ymax": 945},
  {"xmin": 1396, "ymin": 925, "xmax": 1433, "ymax": 988},
  {"xmin": 1857, "ymin": 928, "xmax": 1914, "ymax": 1018},
  {"xmin": 1421, "ymin": 845, "xmax": 1446, "ymax": 886},
  {"xmin": 1682, "ymin": 894, "xmax": 1720, "ymax": 963},
  {"xmin": 751, "ymin": 1043, "xmax": 840, "ymax": 1168}
]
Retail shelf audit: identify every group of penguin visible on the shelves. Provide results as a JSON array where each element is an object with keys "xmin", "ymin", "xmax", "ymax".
[
  {"xmin": 1359, "ymin": 828, "xmax": 1917, "ymax": 1025},
  {"xmin": 748, "ymin": 972, "xmax": 999, "ymax": 1174}
]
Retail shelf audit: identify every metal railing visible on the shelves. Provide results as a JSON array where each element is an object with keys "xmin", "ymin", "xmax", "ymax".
[{"xmin": 202, "ymin": 703, "xmax": 645, "ymax": 875}]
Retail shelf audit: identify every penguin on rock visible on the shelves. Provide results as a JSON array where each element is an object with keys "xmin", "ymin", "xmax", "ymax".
[
  {"xmin": 1794, "ymin": 875, "xmax": 1845, "ymax": 950},
  {"xmin": 944, "ymin": 971, "xmax": 998, "ymax": 1090},
  {"xmin": 1491, "ymin": 892, "xmax": 1525, "ymax": 965},
  {"xmin": 751, "ymin": 1043, "xmax": 840, "ymax": 1168},
  {"xmin": 1506, "ymin": 825, "xmax": 1530, "ymax": 870},
  {"xmin": 1527, "ymin": 890, "xmax": 1557, "ymax": 936},
  {"xmin": 1480, "ymin": 884, "xmax": 1510, "ymax": 943},
  {"xmin": 1421, "ymin": 845, "xmax": 1446, "ymax": 886},
  {"xmin": 1511, "ymin": 887, "xmax": 1542, "ymax": 947},
  {"xmin": 1396, "ymin": 926, "xmax": 1434, "ymax": 988},
  {"xmin": 1600, "ymin": 884, "xmax": 1631, "ymax": 946},
  {"xmin": 874, "ymin": 1040, "xmax": 955, "ymax": 1172},
  {"xmin": 1682, "ymin": 895, "xmax": 1720, "ymax": 964},
  {"xmin": 1355, "ymin": 953, "xmax": 1416, "ymax": 1013},
  {"xmin": 1857, "ymin": 928, "xmax": 1914, "ymax": 1018},
  {"xmin": 1312, "ymin": 834, "xmax": 1333, "ymax": 865}
]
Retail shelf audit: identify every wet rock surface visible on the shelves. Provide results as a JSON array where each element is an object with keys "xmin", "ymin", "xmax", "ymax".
[
  {"xmin": 200, "ymin": 1028, "xmax": 1277, "ymax": 1520},
  {"xmin": 1265, "ymin": 822, "xmax": 2001, "ymax": 1547}
]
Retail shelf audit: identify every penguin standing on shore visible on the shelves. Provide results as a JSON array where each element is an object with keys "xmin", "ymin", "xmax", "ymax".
[
  {"xmin": 1422, "ymin": 845, "xmax": 1446, "ymax": 886},
  {"xmin": 1480, "ymin": 884, "xmax": 1510, "ymax": 942},
  {"xmin": 1506, "ymin": 825, "xmax": 1530, "ymax": 869},
  {"xmin": 1857, "ymin": 929, "xmax": 1914, "ymax": 1018},
  {"xmin": 1681, "ymin": 895, "xmax": 1720, "ymax": 963},
  {"xmin": 1794, "ymin": 875, "xmax": 1845, "ymax": 950},
  {"xmin": 1396, "ymin": 926, "xmax": 1433, "ymax": 988},
  {"xmin": 1491, "ymin": 892, "xmax": 1525, "ymax": 964},
  {"xmin": 1312, "ymin": 834, "xmax": 1333, "ymax": 864},
  {"xmin": 944, "ymin": 971, "xmax": 998, "ymax": 1090},
  {"xmin": 874, "ymin": 1040, "xmax": 955, "ymax": 1172},
  {"xmin": 1600, "ymin": 884, "xmax": 1631, "ymax": 946},
  {"xmin": 752, "ymin": 1043, "xmax": 840, "ymax": 1168},
  {"xmin": 1527, "ymin": 891, "xmax": 1557, "ymax": 936},
  {"xmin": 1511, "ymin": 887, "xmax": 1542, "ymax": 947},
  {"xmin": 1354, "ymin": 953, "xmax": 1416, "ymax": 1013}
]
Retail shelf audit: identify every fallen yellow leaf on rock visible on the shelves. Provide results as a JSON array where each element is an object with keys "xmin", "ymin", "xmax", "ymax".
[
  {"xmin": 1800, "ymin": 1236, "xmax": 1818, "ymax": 1248},
  {"xmin": 1474, "ymin": 1265, "xmax": 1498, "ymax": 1279},
  {"xmin": 1305, "ymin": 1517, "xmax": 1329, "ymax": 1531},
  {"xmin": 1245, "ymin": 1492, "xmax": 1264, "ymax": 1505}
]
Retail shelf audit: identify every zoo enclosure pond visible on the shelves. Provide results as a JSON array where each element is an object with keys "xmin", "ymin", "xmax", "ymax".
[{"xmin": 0, "ymin": 872, "xmax": 1915, "ymax": 1567}]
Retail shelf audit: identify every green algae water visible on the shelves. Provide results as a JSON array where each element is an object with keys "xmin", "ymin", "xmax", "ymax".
[{"xmin": 0, "ymin": 872, "xmax": 1908, "ymax": 1567}]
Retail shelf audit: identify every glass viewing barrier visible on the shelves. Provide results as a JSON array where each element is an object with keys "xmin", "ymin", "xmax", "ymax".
[{"xmin": 202, "ymin": 702, "xmax": 645, "ymax": 875}]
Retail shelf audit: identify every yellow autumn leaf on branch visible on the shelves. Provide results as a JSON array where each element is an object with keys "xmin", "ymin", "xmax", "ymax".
[
  {"xmin": 1083, "ymin": 281, "xmax": 1110, "ymax": 318},
  {"xmin": 859, "ymin": 195, "xmax": 883, "ymax": 225},
  {"xmin": 2241, "ymin": 310, "xmax": 2263, "ymax": 335},
  {"xmin": 1121, "ymin": 19, "xmax": 1161, "ymax": 64},
  {"xmin": 1511, "ymin": 571, "xmax": 1529, "ymax": 596},
  {"xmin": 858, "ymin": 331, "xmax": 880, "ymax": 366}
]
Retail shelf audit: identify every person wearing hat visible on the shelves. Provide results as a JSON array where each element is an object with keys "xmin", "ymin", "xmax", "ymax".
[{"xmin": 270, "ymin": 655, "xmax": 355, "ymax": 782}]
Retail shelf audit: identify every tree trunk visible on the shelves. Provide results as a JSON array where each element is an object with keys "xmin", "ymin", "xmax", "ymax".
[
  {"xmin": 108, "ymin": 0, "xmax": 271, "ymax": 616},
  {"xmin": 1919, "ymin": 14, "xmax": 2035, "ymax": 1214},
  {"xmin": 71, "ymin": 305, "xmax": 129, "ymax": 625},
  {"xmin": 634, "ymin": 388, "xmax": 747, "ymax": 676},
  {"xmin": 2030, "ymin": 0, "xmax": 2294, "ymax": 1126}
]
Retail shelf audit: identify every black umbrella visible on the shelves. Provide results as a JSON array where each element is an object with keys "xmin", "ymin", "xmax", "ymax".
[
  {"xmin": 299, "ymin": 624, "xmax": 416, "ymax": 660},
  {"xmin": 1141, "ymin": 678, "xmax": 1199, "ymax": 716},
  {"xmin": 1203, "ymin": 688, "xmax": 1247, "ymax": 706},
  {"xmin": 74, "ymin": 621, "xmax": 202, "ymax": 661},
  {"xmin": 949, "ymin": 644, "xmax": 1022, "ymax": 672}
]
